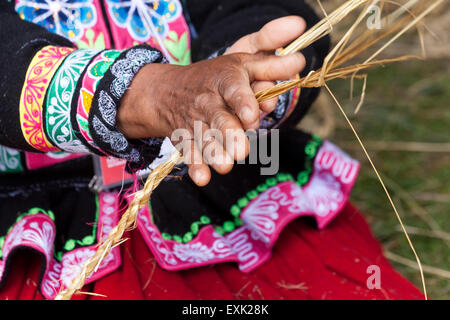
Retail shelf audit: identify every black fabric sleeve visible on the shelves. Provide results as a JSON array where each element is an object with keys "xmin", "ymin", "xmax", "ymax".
[
  {"xmin": 185, "ymin": 0, "xmax": 330, "ymax": 127},
  {"xmin": 88, "ymin": 45, "xmax": 167, "ymax": 169},
  {"xmin": 0, "ymin": 1, "xmax": 165, "ymax": 167},
  {"xmin": 0, "ymin": 0, "xmax": 74, "ymax": 151}
]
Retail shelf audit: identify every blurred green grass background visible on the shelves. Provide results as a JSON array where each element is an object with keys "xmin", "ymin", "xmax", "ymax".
[
  {"xmin": 301, "ymin": 58, "xmax": 449, "ymax": 299},
  {"xmin": 299, "ymin": 0, "xmax": 450, "ymax": 299}
]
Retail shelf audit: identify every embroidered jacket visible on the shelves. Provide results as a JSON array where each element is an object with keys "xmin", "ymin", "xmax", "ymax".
[
  {"xmin": 0, "ymin": 0, "xmax": 329, "ymax": 174},
  {"xmin": 0, "ymin": 1, "xmax": 357, "ymax": 300}
]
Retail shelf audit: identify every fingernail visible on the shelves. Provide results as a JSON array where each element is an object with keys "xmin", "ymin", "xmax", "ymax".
[
  {"xmin": 193, "ymin": 170, "xmax": 205, "ymax": 183},
  {"xmin": 240, "ymin": 106, "xmax": 254, "ymax": 123}
]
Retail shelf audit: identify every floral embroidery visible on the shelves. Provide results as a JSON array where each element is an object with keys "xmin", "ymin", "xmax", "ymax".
[
  {"xmin": 73, "ymin": 49, "xmax": 122, "ymax": 152},
  {"xmin": 106, "ymin": 0, "xmax": 182, "ymax": 42},
  {"xmin": 19, "ymin": 46, "xmax": 74, "ymax": 152},
  {"xmin": 239, "ymin": 189, "xmax": 281, "ymax": 244},
  {"xmin": 173, "ymin": 242, "xmax": 216, "ymax": 263},
  {"xmin": 109, "ymin": 48, "xmax": 161, "ymax": 99},
  {"xmin": 97, "ymin": 90, "xmax": 117, "ymax": 126},
  {"xmin": 159, "ymin": 137, "xmax": 323, "ymax": 242},
  {"xmin": 0, "ymin": 192, "xmax": 121, "ymax": 300},
  {"xmin": 45, "ymin": 49, "xmax": 100, "ymax": 153},
  {"xmin": 162, "ymin": 30, "xmax": 190, "ymax": 65},
  {"xmin": 76, "ymin": 28, "xmax": 106, "ymax": 49},
  {"xmin": 16, "ymin": 0, "xmax": 97, "ymax": 41},
  {"xmin": 92, "ymin": 115, "xmax": 131, "ymax": 154},
  {"xmin": 0, "ymin": 146, "xmax": 23, "ymax": 173},
  {"xmin": 89, "ymin": 46, "xmax": 165, "ymax": 162},
  {"xmin": 0, "ymin": 207, "xmax": 55, "ymax": 259}
]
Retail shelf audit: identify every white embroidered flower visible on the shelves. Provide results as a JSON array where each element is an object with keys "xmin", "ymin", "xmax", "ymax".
[
  {"xmin": 22, "ymin": 221, "xmax": 55, "ymax": 260},
  {"xmin": 241, "ymin": 189, "xmax": 280, "ymax": 243},
  {"xmin": 41, "ymin": 261, "xmax": 62, "ymax": 299},
  {"xmin": 305, "ymin": 172, "xmax": 344, "ymax": 217},
  {"xmin": 173, "ymin": 242, "xmax": 215, "ymax": 263},
  {"xmin": 60, "ymin": 249, "xmax": 95, "ymax": 287},
  {"xmin": 107, "ymin": 0, "xmax": 182, "ymax": 41}
]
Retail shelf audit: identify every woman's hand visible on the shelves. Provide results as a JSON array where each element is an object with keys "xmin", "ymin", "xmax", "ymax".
[
  {"xmin": 117, "ymin": 16, "xmax": 307, "ymax": 187},
  {"xmin": 225, "ymin": 16, "xmax": 306, "ymax": 114}
]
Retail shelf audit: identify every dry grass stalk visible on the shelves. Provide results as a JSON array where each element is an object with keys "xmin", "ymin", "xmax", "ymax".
[
  {"xmin": 399, "ymin": 225, "xmax": 450, "ymax": 242},
  {"xmin": 340, "ymin": 141, "xmax": 450, "ymax": 153},
  {"xmin": 56, "ymin": 0, "xmax": 442, "ymax": 300},
  {"xmin": 385, "ymin": 251, "xmax": 450, "ymax": 280},
  {"xmin": 55, "ymin": 152, "xmax": 182, "ymax": 300}
]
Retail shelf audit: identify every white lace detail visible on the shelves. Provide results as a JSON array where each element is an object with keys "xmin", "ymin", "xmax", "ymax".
[{"xmin": 98, "ymin": 90, "xmax": 117, "ymax": 127}]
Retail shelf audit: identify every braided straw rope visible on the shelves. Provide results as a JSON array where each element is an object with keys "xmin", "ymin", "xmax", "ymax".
[
  {"xmin": 55, "ymin": 0, "xmax": 443, "ymax": 299},
  {"xmin": 55, "ymin": 152, "xmax": 182, "ymax": 299}
]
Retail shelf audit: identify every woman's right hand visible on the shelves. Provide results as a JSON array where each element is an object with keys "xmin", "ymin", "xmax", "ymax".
[{"xmin": 117, "ymin": 51, "xmax": 305, "ymax": 187}]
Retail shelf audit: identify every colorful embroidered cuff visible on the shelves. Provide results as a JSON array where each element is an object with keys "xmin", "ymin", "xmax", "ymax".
[
  {"xmin": 44, "ymin": 49, "xmax": 101, "ymax": 153},
  {"xmin": 88, "ymin": 45, "xmax": 167, "ymax": 166},
  {"xmin": 70, "ymin": 49, "xmax": 123, "ymax": 155},
  {"xmin": 19, "ymin": 46, "xmax": 75, "ymax": 152}
]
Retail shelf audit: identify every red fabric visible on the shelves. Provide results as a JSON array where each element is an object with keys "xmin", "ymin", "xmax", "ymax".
[{"xmin": 0, "ymin": 203, "xmax": 424, "ymax": 300}]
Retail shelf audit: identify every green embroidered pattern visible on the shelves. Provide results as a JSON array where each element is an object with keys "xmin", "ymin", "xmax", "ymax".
[
  {"xmin": 297, "ymin": 134, "xmax": 322, "ymax": 186},
  {"xmin": 45, "ymin": 49, "xmax": 100, "ymax": 153},
  {"xmin": 161, "ymin": 215, "xmax": 211, "ymax": 243},
  {"xmin": 214, "ymin": 135, "xmax": 323, "ymax": 236},
  {"xmin": 214, "ymin": 173, "xmax": 294, "ymax": 236},
  {"xmin": 60, "ymin": 193, "xmax": 99, "ymax": 256},
  {"xmin": 0, "ymin": 207, "xmax": 55, "ymax": 259},
  {"xmin": 159, "ymin": 135, "xmax": 323, "ymax": 243},
  {"xmin": 0, "ymin": 146, "xmax": 23, "ymax": 174},
  {"xmin": 89, "ymin": 50, "xmax": 121, "ymax": 79},
  {"xmin": 76, "ymin": 29, "xmax": 106, "ymax": 50},
  {"xmin": 163, "ymin": 31, "xmax": 191, "ymax": 66}
]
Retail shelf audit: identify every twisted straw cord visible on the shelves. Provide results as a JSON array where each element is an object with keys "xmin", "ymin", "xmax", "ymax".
[{"xmin": 55, "ymin": 152, "xmax": 182, "ymax": 300}]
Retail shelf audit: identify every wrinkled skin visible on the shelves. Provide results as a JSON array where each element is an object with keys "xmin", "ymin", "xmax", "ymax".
[{"xmin": 117, "ymin": 16, "xmax": 307, "ymax": 186}]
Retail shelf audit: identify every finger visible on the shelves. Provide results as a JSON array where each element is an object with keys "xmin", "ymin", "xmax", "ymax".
[
  {"xmin": 188, "ymin": 163, "xmax": 211, "ymax": 187},
  {"xmin": 243, "ymin": 52, "xmax": 306, "ymax": 82},
  {"xmin": 208, "ymin": 108, "xmax": 250, "ymax": 161},
  {"xmin": 226, "ymin": 16, "xmax": 306, "ymax": 54},
  {"xmin": 193, "ymin": 120, "xmax": 234, "ymax": 175},
  {"xmin": 174, "ymin": 135, "xmax": 201, "ymax": 166},
  {"xmin": 173, "ymin": 133, "xmax": 211, "ymax": 187},
  {"xmin": 218, "ymin": 75, "xmax": 261, "ymax": 129},
  {"xmin": 252, "ymin": 81, "xmax": 278, "ymax": 113}
]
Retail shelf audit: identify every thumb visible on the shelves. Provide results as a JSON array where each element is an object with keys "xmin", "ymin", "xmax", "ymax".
[{"xmin": 243, "ymin": 52, "xmax": 306, "ymax": 82}]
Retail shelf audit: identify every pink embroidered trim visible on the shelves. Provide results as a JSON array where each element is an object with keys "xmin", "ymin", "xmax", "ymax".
[
  {"xmin": 136, "ymin": 141, "xmax": 360, "ymax": 272},
  {"xmin": 0, "ymin": 192, "xmax": 121, "ymax": 299},
  {"xmin": 24, "ymin": 152, "xmax": 87, "ymax": 170},
  {"xmin": 19, "ymin": 46, "xmax": 74, "ymax": 152},
  {"xmin": 74, "ymin": 52, "xmax": 109, "ymax": 153},
  {"xmin": 0, "ymin": 141, "xmax": 360, "ymax": 297}
]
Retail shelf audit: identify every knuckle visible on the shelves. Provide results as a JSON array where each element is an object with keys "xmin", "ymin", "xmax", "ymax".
[
  {"xmin": 194, "ymin": 92, "xmax": 212, "ymax": 109},
  {"xmin": 210, "ymin": 110, "xmax": 232, "ymax": 131}
]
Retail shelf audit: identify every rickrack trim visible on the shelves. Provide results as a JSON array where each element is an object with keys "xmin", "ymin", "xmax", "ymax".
[
  {"xmin": 159, "ymin": 135, "xmax": 323, "ymax": 243},
  {"xmin": 58, "ymin": 193, "xmax": 100, "ymax": 260},
  {"xmin": 0, "ymin": 195, "xmax": 100, "ymax": 261},
  {"xmin": 0, "ymin": 207, "xmax": 55, "ymax": 259}
]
